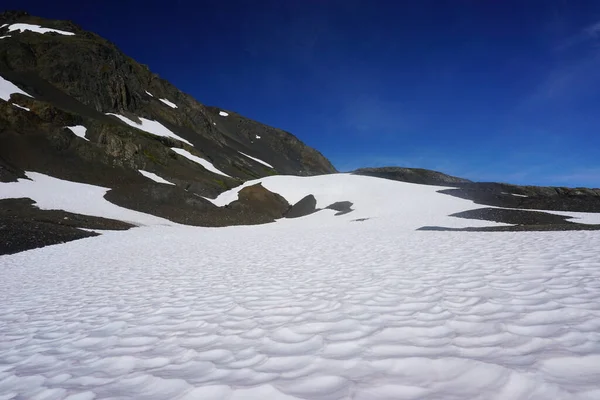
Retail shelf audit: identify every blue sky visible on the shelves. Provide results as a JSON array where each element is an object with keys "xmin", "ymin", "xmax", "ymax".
[{"xmin": 8, "ymin": 0, "xmax": 600, "ymax": 187}]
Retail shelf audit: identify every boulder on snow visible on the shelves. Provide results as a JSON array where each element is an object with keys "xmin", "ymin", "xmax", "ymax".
[
  {"xmin": 285, "ymin": 194, "xmax": 317, "ymax": 219},
  {"xmin": 231, "ymin": 183, "xmax": 290, "ymax": 219}
]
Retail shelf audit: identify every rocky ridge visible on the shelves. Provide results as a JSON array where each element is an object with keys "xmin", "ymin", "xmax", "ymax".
[{"xmin": 0, "ymin": 11, "xmax": 335, "ymax": 190}]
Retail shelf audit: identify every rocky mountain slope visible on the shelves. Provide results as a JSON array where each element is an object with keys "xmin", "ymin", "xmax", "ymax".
[
  {"xmin": 0, "ymin": 11, "xmax": 334, "ymax": 188},
  {"xmin": 0, "ymin": 11, "xmax": 337, "ymax": 251}
]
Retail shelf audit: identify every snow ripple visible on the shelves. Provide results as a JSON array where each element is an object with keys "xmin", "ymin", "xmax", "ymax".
[{"xmin": 1, "ymin": 226, "xmax": 600, "ymax": 399}]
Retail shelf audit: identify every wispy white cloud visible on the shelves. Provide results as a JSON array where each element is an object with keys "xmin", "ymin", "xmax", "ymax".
[
  {"xmin": 525, "ymin": 55, "xmax": 600, "ymax": 105},
  {"xmin": 556, "ymin": 18, "xmax": 600, "ymax": 50},
  {"xmin": 584, "ymin": 20, "xmax": 600, "ymax": 37}
]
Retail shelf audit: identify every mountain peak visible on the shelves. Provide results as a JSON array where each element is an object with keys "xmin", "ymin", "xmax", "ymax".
[{"xmin": 0, "ymin": 12, "xmax": 335, "ymax": 188}]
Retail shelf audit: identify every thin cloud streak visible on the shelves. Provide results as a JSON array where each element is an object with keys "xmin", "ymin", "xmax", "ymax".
[{"xmin": 556, "ymin": 18, "xmax": 600, "ymax": 51}]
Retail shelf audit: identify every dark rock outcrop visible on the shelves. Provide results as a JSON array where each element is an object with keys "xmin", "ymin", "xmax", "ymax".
[
  {"xmin": 419, "ymin": 204, "xmax": 600, "ymax": 232},
  {"xmin": 205, "ymin": 107, "xmax": 335, "ymax": 176},
  {"xmin": 0, "ymin": 218, "xmax": 98, "ymax": 255},
  {"xmin": 106, "ymin": 183, "xmax": 291, "ymax": 226},
  {"xmin": 450, "ymin": 207, "xmax": 575, "ymax": 226},
  {"xmin": 0, "ymin": 198, "xmax": 134, "ymax": 230},
  {"xmin": 105, "ymin": 184, "xmax": 223, "ymax": 226},
  {"xmin": 285, "ymin": 195, "xmax": 317, "ymax": 218},
  {"xmin": 440, "ymin": 184, "xmax": 600, "ymax": 213},
  {"xmin": 231, "ymin": 183, "xmax": 290, "ymax": 220},
  {"xmin": 0, "ymin": 198, "xmax": 134, "ymax": 255}
]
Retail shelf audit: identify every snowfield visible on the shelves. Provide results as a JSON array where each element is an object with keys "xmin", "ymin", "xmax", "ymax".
[
  {"xmin": 159, "ymin": 98, "xmax": 178, "ymax": 109},
  {"xmin": 106, "ymin": 113, "xmax": 193, "ymax": 146},
  {"xmin": 139, "ymin": 170, "xmax": 175, "ymax": 185},
  {"xmin": 0, "ymin": 75, "xmax": 33, "ymax": 101},
  {"xmin": 170, "ymin": 148, "xmax": 231, "ymax": 178},
  {"xmin": 67, "ymin": 125, "xmax": 89, "ymax": 141},
  {"xmin": 11, "ymin": 103, "xmax": 30, "ymax": 111},
  {"xmin": 239, "ymin": 151, "xmax": 274, "ymax": 168},
  {"xmin": 7, "ymin": 23, "xmax": 75, "ymax": 36},
  {"xmin": 1, "ymin": 174, "xmax": 600, "ymax": 399}
]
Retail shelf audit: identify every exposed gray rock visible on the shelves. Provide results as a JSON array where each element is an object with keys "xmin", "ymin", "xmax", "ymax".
[
  {"xmin": 451, "ymin": 207, "xmax": 575, "ymax": 226},
  {"xmin": 285, "ymin": 195, "xmax": 317, "ymax": 219},
  {"xmin": 440, "ymin": 183, "xmax": 600, "ymax": 213},
  {"xmin": 106, "ymin": 183, "xmax": 290, "ymax": 227},
  {"xmin": 0, "ymin": 218, "xmax": 98, "ymax": 255},
  {"xmin": 0, "ymin": 197, "xmax": 134, "ymax": 255},
  {"xmin": 230, "ymin": 183, "xmax": 290, "ymax": 220}
]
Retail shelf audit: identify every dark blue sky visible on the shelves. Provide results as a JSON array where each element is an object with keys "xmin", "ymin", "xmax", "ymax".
[{"xmin": 8, "ymin": 0, "xmax": 600, "ymax": 186}]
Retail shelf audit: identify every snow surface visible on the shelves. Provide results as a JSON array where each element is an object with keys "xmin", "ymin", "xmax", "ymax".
[
  {"xmin": 0, "ymin": 76, "xmax": 33, "ymax": 101},
  {"xmin": 8, "ymin": 23, "xmax": 75, "ymax": 36},
  {"xmin": 106, "ymin": 113, "xmax": 193, "ymax": 146},
  {"xmin": 0, "ymin": 24, "xmax": 8, "ymax": 29},
  {"xmin": 67, "ymin": 125, "xmax": 88, "ymax": 141},
  {"xmin": 1, "ymin": 211, "xmax": 600, "ymax": 398},
  {"xmin": 2, "ymin": 173, "xmax": 600, "ymax": 399},
  {"xmin": 159, "ymin": 98, "xmax": 178, "ymax": 109},
  {"xmin": 239, "ymin": 151, "xmax": 274, "ymax": 168},
  {"xmin": 219, "ymin": 111, "xmax": 229, "ymax": 116},
  {"xmin": 139, "ymin": 170, "xmax": 175, "ymax": 185},
  {"xmin": 11, "ymin": 103, "xmax": 29, "ymax": 111},
  {"xmin": 0, "ymin": 172, "xmax": 173, "ymax": 226},
  {"xmin": 210, "ymin": 174, "xmax": 600, "ymax": 226},
  {"xmin": 0, "ymin": 35, "xmax": 10, "ymax": 39},
  {"xmin": 171, "ymin": 147, "xmax": 231, "ymax": 177},
  {"xmin": 209, "ymin": 174, "xmax": 509, "ymax": 229},
  {"xmin": 256, "ymin": 134, "xmax": 261, "ymax": 139},
  {"xmin": 145, "ymin": 90, "xmax": 154, "ymax": 97}
]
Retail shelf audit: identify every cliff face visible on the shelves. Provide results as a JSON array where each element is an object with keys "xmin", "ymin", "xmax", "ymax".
[{"xmin": 0, "ymin": 11, "xmax": 336, "ymax": 198}]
